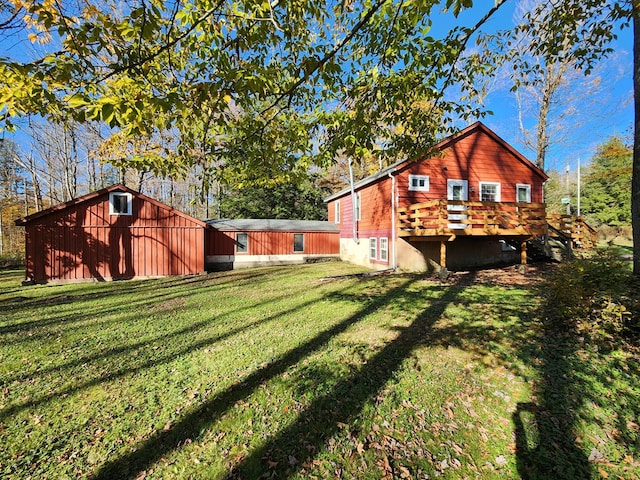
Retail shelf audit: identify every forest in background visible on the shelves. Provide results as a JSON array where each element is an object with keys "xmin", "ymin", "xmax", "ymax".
[{"xmin": 0, "ymin": 121, "xmax": 632, "ymax": 259}]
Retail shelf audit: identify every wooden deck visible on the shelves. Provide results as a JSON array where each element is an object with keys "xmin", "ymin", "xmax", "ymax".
[
  {"xmin": 397, "ymin": 200, "xmax": 547, "ymax": 239},
  {"xmin": 547, "ymin": 214, "xmax": 597, "ymax": 248}
]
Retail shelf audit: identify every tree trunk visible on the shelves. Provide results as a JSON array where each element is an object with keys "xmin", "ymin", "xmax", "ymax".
[{"xmin": 634, "ymin": 2, "xmax": 640, "ymax": 275}]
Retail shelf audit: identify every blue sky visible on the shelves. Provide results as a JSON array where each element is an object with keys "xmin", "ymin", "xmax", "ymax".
[
  {"xmin": 1, "ymin": 0, "xmax": 634, "ymax": 178},
  {"xmin": 444, "ymin": 2, "xmax": 634, "ymax": 174}
]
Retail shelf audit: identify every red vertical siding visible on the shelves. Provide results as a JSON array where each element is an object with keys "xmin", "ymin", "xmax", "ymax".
[
  {"xmin": 327, "ymin": 124, "xmax": 547, "ymax": 236},
  {"xmin": 19, "ymin": 186, "xmax": 205, "ymax": 283},
  {"xmin": 205, "ymin": 229, "xmax": 339, "ymax": 256}
]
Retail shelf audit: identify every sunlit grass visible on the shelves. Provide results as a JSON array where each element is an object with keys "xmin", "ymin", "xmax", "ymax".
[{"xmin": 0, "ymin": 263, "xmax": 637, "ymax": 479}]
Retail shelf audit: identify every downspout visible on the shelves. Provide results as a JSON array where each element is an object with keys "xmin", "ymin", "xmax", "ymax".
[
  {"xmin": 348, "ymin": 157, "xmax": 359, "ymax": 244},
  {"xmin": 388, "ymin": 171, "xmax": 397, "ymax": 270}
]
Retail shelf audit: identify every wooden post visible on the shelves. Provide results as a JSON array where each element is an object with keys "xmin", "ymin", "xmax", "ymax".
[
  {"xmin": 440, "ymin": 241, "xmax": 447, "ymax": 269},
  {"xmin": 521, "ymin": 240, "xmax": 527, "ymax": 265}
]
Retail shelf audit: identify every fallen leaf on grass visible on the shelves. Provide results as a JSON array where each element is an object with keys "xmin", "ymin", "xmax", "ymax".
[
  {"xmin": 588, "ymin": 447, "xmax": 604, "ymax": 463},
  {"xmin": 398, "ymin": 465, "xmax": 411, "ymax": 478}
]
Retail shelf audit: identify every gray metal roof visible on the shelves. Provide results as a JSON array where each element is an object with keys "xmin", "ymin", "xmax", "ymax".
[{"xmin": 205, "ymin": 218, "xmax": 339, "ymax": 232}]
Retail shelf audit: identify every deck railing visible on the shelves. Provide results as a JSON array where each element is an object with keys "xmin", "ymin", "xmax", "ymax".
[
  {"xmin": 397, "ymin": 200, "xmax": 547, "ymax": 237},
  {"xmin": 546, "ymin": 214, "xmax": 597, "ymax": 248}
]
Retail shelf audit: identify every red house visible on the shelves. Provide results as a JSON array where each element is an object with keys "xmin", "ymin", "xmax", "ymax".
[
  {"xmin": 15, "ymin": 184, "xmax": 206, "ymax": 283},
  {"xmin": 325, "ymin": 122, "xmax": 549, "ymax": 271}
]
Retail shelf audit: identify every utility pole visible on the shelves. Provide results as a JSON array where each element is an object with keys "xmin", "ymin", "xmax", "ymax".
[
  {"xmin": 565, "ymin": 160, "xmax": 571, "ymax": 215},
  {"xmin": 577, "ymin": 158, "xmax": 581, "ymax": 217}
]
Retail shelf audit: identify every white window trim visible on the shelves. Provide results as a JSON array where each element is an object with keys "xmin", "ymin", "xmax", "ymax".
[
  {"xmin": 479, "ymin": 182, "xmax": 501, "ymax": 202},
  {"xmin": 516, "ymin": 184, "xmax": 531, "ymax": 203},
  {"xmin": 379, "ymin": 237, "xmax": 389, "ymax": 262},
  {"xmin": 109, "ymin": 192, "xmax": 133, "ymax": 216},
  {"xmin": 293, "ymin": 233, "xmax": 304, "ymax": 252},
  {"xmin": 236, "ymin": 232, "xmax": 248, "ymax": 253},
  {"xmin": 408, "ymin": 174, "xmax": 430, "ymax": 192},
  {"xmin": 335, "ymin": 200, "xmax": 340, "ymax": 224},
  {"xmin": 355, "ymin": 192, "xmax": 361, "ymax": 222},
  {"xmin": 369, "ymin": 237, "xmax": 377, "ymax": 260}
]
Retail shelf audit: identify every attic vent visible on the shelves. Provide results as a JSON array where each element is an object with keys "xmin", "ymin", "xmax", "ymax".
[{"xmin": 109, "ymin": 192, "xmax": 133, "ymax": 216}]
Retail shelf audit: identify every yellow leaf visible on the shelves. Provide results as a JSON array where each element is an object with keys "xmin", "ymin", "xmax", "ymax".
[
  {"xmin": 223, "ymin": 94, "xmax": 232, "ymax": 104},
  {"xmin": 598, "ymin": 467, "xmax": 609, "ymax": 478}
]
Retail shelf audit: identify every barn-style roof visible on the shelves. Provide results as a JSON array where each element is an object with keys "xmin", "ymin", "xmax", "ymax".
[
  {"xmin": 15, "ymin": 184, "xmax": 207, "ymax": 227},
  {"xmin": 324, "ymin": 122, "xmax": 548, "ymax": 202},
  {"xmin": 205, "ymin": 219, "xmax": 339, "ymax": 232}
]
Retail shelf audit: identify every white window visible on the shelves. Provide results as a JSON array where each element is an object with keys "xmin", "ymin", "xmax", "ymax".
[
  {"xmin": 379, "ymin": 237, "xmax": 388, "ymax": 262},
  {"xmin": 369, "ymin": 237, "xmax": 377, "ymax": 260},
  {"xmin": 355, "ymin": 192, "xmax": 361, "ymax": 222},
  {"xmin": 516, "ymin": 184, "xmax": 531, "ymax": 203},
  {"xmin": 334, "ymin": 200, "xmax": 340, "ymax": 224},
  {"xmin": 479, "ymin": 182, "xmax": 501, "ymax": 202},
  {"xmin": 236, "ymin": 233, "xmax": 248, "ymax": 253},
  {"xmin": 109, "ymin": 192, "xmax": 132, "ymax": 216},
  {"xmin": 293, "ymin": 233, "xmax": 304, "ymax": 252},
  {"xmin": 409, "ymin": 174, "xmax": 430, "ymax": 192}
]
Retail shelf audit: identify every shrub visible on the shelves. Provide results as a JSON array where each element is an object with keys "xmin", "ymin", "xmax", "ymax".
[
  {"xmin": 0, "ymin": 253, "xmax": 24, "ymax": 269},
  {"xmin": 543, "ymin": 248, "xmax": 637, "ymax": 345}
]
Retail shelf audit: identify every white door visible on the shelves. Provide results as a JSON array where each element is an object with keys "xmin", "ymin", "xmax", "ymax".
[{"xmin": 447, "ymin": 180, "xmax": 468, "ymax": 229}]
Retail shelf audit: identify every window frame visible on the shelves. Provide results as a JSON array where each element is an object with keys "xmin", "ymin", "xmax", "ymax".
[
  {"xmin": 379, "ymin": 237, "xmax": 389, "ymax": 262},
  {"xmin": 355, "ymin": 192, "xmax": 361, "ymax": 222},
  {"xmin": 334, "ymin": 200, "xmax": 340, "ymax": 224},
  {"xmin": 369, "ymin": 237, "xmax": 377, "ymax": 260},
  {"xmin": 408, "ymin": 174, "xmax": 430, "ymax": 192},
  {"xmin": 293, "ymin": 233, "xmax": 305, "ymax": 252},
  {"xmin": 479, "ymin": 182, "xmax": 501, "ymax": 202},
  {"xmin": 235, "ymin": 232, "xmax": 248, "ymax": 253},
  {"xmin": 516, "ymin": 184, "xmax": 531, "ymax": 203},
  {"xmin": 109, "ymin": 192, "xmax": 133, "ymax": 216}
]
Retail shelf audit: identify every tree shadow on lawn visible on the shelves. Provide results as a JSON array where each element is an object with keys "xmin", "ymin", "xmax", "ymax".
[
  {"xmin": 0, "ymin": 283, "xmax": 336, "ymax": 420},
  {"xmin": 0, "ymin": 267, "xmax": 283, "ymax": 337},
  {"xmin": 424, "ymin": 274, "xmax": 629, "ymax": 479},
  {"xmin": 1, "ymin": 272, "xmax": 302, "ymax": 386},
  {"xmin": 92, "ymin": 273, "xmax": 469, "ymax": 479},
  {"xmin": 511, "ymin": 312, "xmax": 592, "ymax": 480},
  {"xmin": 85, "ymin": 265, "xmax": 634, "ymax": 479}
]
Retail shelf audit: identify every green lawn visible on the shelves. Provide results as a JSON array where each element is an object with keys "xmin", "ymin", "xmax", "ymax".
[{"xmin": 0, "ymin": 262, "xmax": 638, "ymax": 479}]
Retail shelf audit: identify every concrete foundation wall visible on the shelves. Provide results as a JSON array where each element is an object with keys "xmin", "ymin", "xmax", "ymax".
[
  {"xmin": 396, "ymin": 237, "xmax": 521, "ymax": 272},
  {"xmin": 339, "ymin": 238, "xmax": 391, "ymax": 271},
  {"xmin": 206, "ymin": 254, "xmax": 339, "ymax": 271},
  {"xmin": 396, "ymin": 239, "xmax": 430, "ymax": 272}
]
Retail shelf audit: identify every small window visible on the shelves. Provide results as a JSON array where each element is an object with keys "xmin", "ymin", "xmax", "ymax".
[
  {"xmin": 293, "ymin": 233, "xmax": 304, "ymax": 252},
  {"xmin": 479, "ymin": 182, "xmax": 501, "ymax": 202},
  {"xmin": 369, "ymin": 237, "xmax": 377, "ymax": 260},
  {"xmin": 355, "ymin": 192, "xmax": 361, "ymax": 222},
  {"xmin": 335, "ymin": 200, "xmax": 340, "ymax": 224},
  {"xmin": 236, "ymin": 233, "xmax": 248, "ymax": 253},
  {"xmin": 379, "ymin": 237, "xmax": 388, "ymax": 262},
  {"xmin": 516, "ymin": 184, "xmax": 531, "ymax": 203},
  {"xmin": 408, "ymin": 174, "xmax": 430, "ymax": 192},
  {"xmin": 109, "ymin": 192, "xmax": 132, "ymax": 216}
]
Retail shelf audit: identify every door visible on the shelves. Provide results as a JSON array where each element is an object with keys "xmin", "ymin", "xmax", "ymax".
[{"xmin": 447, "ymin": 179, "xmax": 468, "ymax": 229}]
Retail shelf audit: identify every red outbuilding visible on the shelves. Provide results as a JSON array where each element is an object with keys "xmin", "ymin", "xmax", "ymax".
[
  {"xmin": 15, "ymin": 185, "xmax": 342, "ymax": 283},
  {"xmin": 15, "ymin": 184, "xmax": 206, "ymax": 283},
  {"xmin": 205, "ymin": 219, "xmax": 340, "ymax": 271}
]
